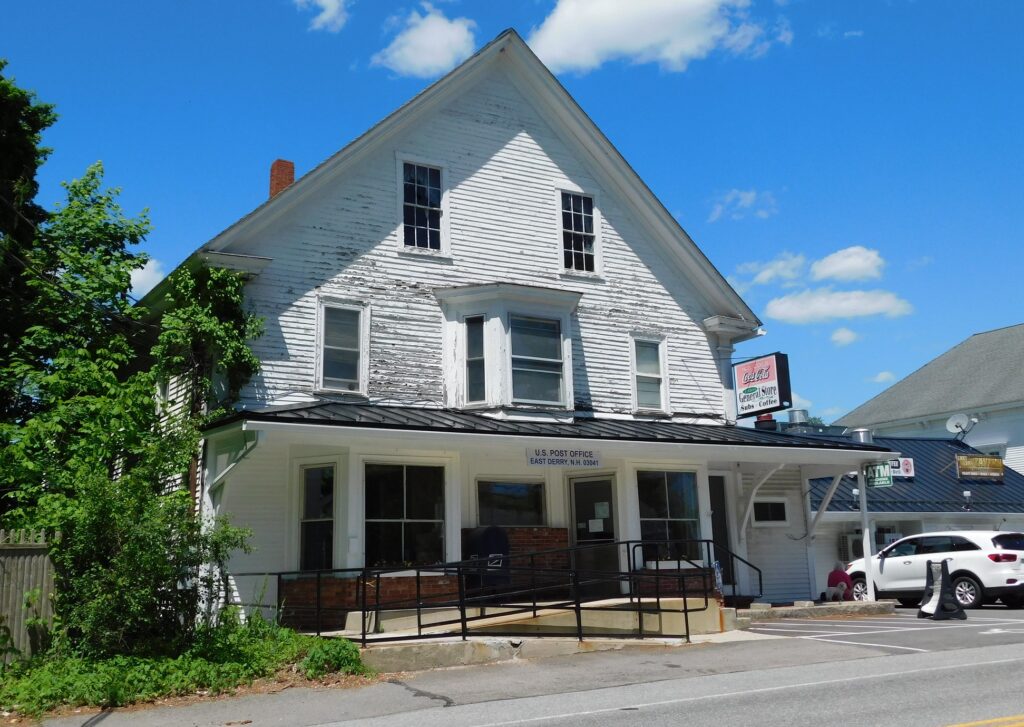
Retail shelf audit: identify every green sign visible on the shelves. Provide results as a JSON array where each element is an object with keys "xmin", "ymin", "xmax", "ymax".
[{"xmin": 865, "ymin": 462, "xmax": 893, "ymax": 488}]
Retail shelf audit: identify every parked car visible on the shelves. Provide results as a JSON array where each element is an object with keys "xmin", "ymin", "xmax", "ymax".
[{"xmin": 846, "ymin": 531, "xmax": 1024, "ymax": 608}]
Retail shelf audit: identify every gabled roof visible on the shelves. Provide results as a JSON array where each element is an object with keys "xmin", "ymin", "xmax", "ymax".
[
  {"xmin": 837, "ymin": 323, "xmax": 1024, "ymax": 428},
  {"xmin": 810, "ymin": 436, "xmax": 1024, "ymax": 514},
  {"xmin": 207, "ymin": 401, "xmax": 890, "ymax": 452},
  {"xmin": 140, "ymin": 29, "xmax": 759, "ymax": 335}
]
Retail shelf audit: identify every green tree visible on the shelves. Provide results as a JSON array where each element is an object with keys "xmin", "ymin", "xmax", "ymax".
[
  {"xmin": 0, "ymin": 59, "xmax": 58, "ymax": 422},
  {"xmin": 0, "ymin": 70, "xmax": 261, "ymax": 656}
]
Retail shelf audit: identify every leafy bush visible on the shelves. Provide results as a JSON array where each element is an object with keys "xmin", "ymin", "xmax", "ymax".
[
  {"xmin": 299, "ymin": 638, "xmax": 364, "ymax": 679},
  {"xmin": 0, "ymin": 615, "xmax": 367, "ymax": 716}
]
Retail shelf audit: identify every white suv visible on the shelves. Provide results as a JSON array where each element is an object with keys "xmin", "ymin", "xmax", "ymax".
[{"xmin": 846, "ymin": 531, "xmax": 1024, "ymax": 608}]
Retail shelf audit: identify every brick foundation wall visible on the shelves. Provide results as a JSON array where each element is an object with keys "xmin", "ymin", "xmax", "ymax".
[{"xmin": 278, "ymin": 574, "xmax": 459, "ymax": 631}]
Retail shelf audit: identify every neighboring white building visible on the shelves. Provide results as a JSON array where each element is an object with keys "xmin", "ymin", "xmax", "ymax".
[
  {"xmin": 146, "ymin": 30, "xmax": 890, "ymax": 625},
  {"xmin": 836, "ymin": 324, "xmax": 1024, "ymax": 474}
]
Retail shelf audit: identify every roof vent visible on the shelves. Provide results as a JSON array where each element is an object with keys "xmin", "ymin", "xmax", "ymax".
[
  {"xmin": 788, "ymin": 409, "xmax": 809, "ymax": 424},
  {"xmin": 849, "ymin": 428, "xmax": 873, "ymax": 444}
]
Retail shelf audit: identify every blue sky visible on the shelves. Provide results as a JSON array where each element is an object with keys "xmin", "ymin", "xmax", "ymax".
[{"xmin": 3, "ymin": 1, "xmax": 1022, "ymax": 422}]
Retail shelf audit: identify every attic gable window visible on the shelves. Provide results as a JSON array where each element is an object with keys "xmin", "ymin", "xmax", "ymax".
[
  {"xmin": 561, "ymin": 191, "xmax": 595, "ymax": 273},
  {"xmin": 402, "ymin": 162, "xmax": 442, "ymax": 250}
]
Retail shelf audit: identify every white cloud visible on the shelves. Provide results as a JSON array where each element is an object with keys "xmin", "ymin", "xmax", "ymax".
[
  {"xmin": 294, "ymin": 0, "xmax": 350, "ymax": 32},
  {"xmin": 736, "ymin": 251, "xmax": 805, "ymax": 286},
  {"xmin": 764, "ymin": 288, "xmax": 913, "ymax": 324},
  {"xmin": 820, "ymin": 406, "xmax": 843, "ymax": 419},
  {"xmin": 791, "ymin": 391, "xmax": 812, "ymax": 409},
  {"xmin": 371, "ymin": 3, "xmax": 476, "ymax": 78},
  {"xmin": 130, "ymin": 258, "xmax": 165, "ymax": 298},
  {"xmin": 870, "ymin": 371, "xmax": 896, "ymax": 384},
  {"xmin": 831, "ymin": 327, "xmax": 859, "ymax": 346},
  {"xmin": 708, "ymin": 188, "xmax": 778, "ymax": 222},
  {"xmin": 844, "ymin": 30, "xmax": 864, "ymax": 38},
  {"xmin": 528, "ymin": 0, "xmax": 791, "ymax": 75},
  {"xmin": 810, "ymin": 245, "xmax": 885, "ymax": 281}
]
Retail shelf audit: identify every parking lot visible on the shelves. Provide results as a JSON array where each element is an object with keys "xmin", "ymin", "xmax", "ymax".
[{"xmin": 749, "ymin": 606, "xmax": 1024, "ymax": 654}]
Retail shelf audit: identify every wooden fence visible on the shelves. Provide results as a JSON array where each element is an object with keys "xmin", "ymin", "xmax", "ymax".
[{"xmin": 0, "ymin": 529, "xmax": 54, "ymax": 663}]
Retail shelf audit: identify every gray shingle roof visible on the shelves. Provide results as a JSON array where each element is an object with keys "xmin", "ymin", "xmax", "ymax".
[
  {"xmin": 209, "ymin": 401, "xmax": 890, "ymax": 451},
  {"xmin": 810, "ymin": 436, "xmax": 1024, "ymax": 513},
  {"xmin": 836, "ymin": 323, "xmax": 1024, "ymax": 427}
]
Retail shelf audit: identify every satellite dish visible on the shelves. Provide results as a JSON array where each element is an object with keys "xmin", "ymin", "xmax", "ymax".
[{"xmin": 946, "ymin": 413, "xmax": 970, "ymax": 434}]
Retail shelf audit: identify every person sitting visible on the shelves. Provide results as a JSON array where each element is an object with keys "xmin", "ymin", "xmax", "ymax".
[{"xmin": 827, "ymin": 561, "xmax": 854, "ymax": 601}]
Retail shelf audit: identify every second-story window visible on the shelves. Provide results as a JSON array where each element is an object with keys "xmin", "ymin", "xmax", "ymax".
[
  {"xmin": 511, "ymin": 315, "xmax": 563, "ymax": 405},
  {"xmin": 561, "ymin": 191, "xmax": 595, "ymax": 272},
  {"xmin": 403, "ymin": 162, "xmax": 442, "ymax": 250},
  {"xmin": 633, "ymin": 338, "xmax": 666, "ymax": 411},
  {"xmin": 465, "ymin": 316, "xmax": 485, "ymax": 403},
  {"xmin": 320, "ymin": 303, "xmax": 365, "ymax": 393}
]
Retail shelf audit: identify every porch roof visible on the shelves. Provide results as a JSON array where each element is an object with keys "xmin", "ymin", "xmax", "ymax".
[
  {"xmin": 810, "ymin": 436, "xmax": 1024, "ymax": 513},
  {"xmin": 208, "ymin": 401, "xmax": 892, "ymax": 453}
]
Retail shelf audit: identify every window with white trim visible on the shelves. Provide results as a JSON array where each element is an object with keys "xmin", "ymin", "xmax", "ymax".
[
  {"xmin": 300, "ymin": 465, "xmax": 334, "ymax": 571},
  {"xmin": 320, "ymin": 304, "xmax": 364, "ymax": 393},
  {"xmin": 560, "ymin": 191, "xmax": 595, "ymax": 272},
  {"xmin": 510, "ymin": 315, "xmax": 564, "ymax": 405},
  {"xmin": 402, "ymin": 162, "xmax": 442, "ymax": 250},
  {"xmin": 752, "ymin": 500, "xmax": 788, "ymax": 525},
  {"xmin": 365, "ymin": 464, "xmax": 445, "ymax": 567},
  {"xmin": 478, "ymin": 480, "xmax": 545, "ymax": 526},
  {"xmin": 633, "ymin": 338, "xmax": 665, "ymax": 411},
  {"xmin": 637, "ymin": 470, "xmax": 700, "ymax": 560},
  {"xmin": 465, "ymin": 315, "xmax": 485, "ymax": 404}
]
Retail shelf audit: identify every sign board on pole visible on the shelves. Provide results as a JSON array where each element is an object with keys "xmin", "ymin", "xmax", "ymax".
[
  {"xmin": 733, "ymin": 352, "xmax": 792, "ymax": 419},
  {"xmin": 955, "ymin": 455, "xmax": 1004, "ymax": 479},
  {"xmin": 865, "ymin": 462, "xmax": 893, "ymax": 488},
  {"xmin": 889, "ymin": 458, "xmax": 915, "ymax": 479}
]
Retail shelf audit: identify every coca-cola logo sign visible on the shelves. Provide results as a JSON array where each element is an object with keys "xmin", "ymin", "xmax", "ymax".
[{"xmin": 732, "ymin": 353, "xmax": 792, "ymax": 419}]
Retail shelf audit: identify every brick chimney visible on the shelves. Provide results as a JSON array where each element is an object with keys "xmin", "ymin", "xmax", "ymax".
[{"xmin": 269, "ymin": 159, "xmax": 295, "ymax": 199}]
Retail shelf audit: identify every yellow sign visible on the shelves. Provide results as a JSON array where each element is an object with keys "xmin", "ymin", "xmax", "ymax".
[{"xmin": 955, "ymin": 454, "xmax": 1005, "ymax": 479}]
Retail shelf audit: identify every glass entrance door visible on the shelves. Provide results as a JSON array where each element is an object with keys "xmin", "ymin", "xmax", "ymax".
[{"xmin": 571, "ymin": 477, "xmax": 619, "ymax": 597}]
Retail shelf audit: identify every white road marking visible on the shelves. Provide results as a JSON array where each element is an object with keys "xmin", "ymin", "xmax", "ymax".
[
  {"xmin": 469, "ymin": 656, "xmax": 1024, "ymax": 726},
  {"xmin": 797, "ymin": 637, "xmax": 930, "ymax": 652},
  {"xmin": 749, "ymin": 627, "xmax": 848, "ymax": 635}
]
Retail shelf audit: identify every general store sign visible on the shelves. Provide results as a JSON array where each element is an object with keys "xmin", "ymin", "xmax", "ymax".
[
  {"xmin": 889, "ymin": 458, "xmax": 915, "ymax": 478},
  {"xmin": 526, "ymin": 446, "xmax": 603, "ymax": 468},
  {"xmin": 955, "ymin": 454, "xmax": 1004, "ymax": 479},
  {"xmin": 733, "ymin": 352, "xmax": 792, "ymax": 419},
  {"xmin": 865, "ymin": 462, "xmax": 894, "ymax": 488}
]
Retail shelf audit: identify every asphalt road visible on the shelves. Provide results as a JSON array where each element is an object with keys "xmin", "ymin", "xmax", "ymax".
[{"xmin": 44, "ymin": 607, "xmax": 1024, "ymax": 727}]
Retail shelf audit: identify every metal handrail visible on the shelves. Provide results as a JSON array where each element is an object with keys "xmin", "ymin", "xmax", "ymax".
[{"xmin": 232, "ymin": 538, "xmax": 760, "ymax": 644}]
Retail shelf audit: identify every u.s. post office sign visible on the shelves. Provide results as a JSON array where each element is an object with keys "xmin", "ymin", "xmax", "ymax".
[
  {"xmin": 733, "ymin": 352, "xmax": 793, "ymax": 419},
  {"xmin": 527, "ymin": 447, "xmax": 602, "ymax": 468}
]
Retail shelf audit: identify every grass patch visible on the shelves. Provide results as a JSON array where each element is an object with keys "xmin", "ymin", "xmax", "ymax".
[{"xmin": 0, "ymin": 615, "xmax": 368, "ymax": 717}]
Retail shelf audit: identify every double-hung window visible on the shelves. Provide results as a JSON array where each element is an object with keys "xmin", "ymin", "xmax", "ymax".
[
  {"xmin": 510, "ymin": 315, "xmax": 563, "ymax": 405},
  {"xmin": 561, "ymin": 191, "xmax": 595, "ymax": 272},
  {"xmin": 402, "ymin": 162, "xmax": 442, "ymax": 250},
  {"xmin": 365, "ymin": 464, "xmax": 445, "ymax": 567},
  {"xmin": 300, "ymin": 465, "xmax": 335, "ymax": 570},
  {"xmin": 465, "ymin": 316, "xmax": 485, "ymax": 404},
  {"xmin": 637, "ymin": 471, "xmax": 700, "ymax": 561},
  {"xmin": 320, "ymin": 304, "xmax": 364, "ymax": 393},
  {"xmin": 633, "ymin": 338, "xmax": 666, "ymax": 411}
]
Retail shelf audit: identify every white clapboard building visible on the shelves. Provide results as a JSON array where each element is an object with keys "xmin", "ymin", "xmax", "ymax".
[{"xmin": 145, "ymin": 30, "xmax": 891, "ymax": 633}]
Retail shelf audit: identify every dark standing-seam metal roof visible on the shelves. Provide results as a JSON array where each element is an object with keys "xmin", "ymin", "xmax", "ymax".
[
  {"xmin": 207, "ymin": 401, "xmax": 891, "ymax": 452},
  {"xmin": 810, "ymin": 436, "xmax": 1024, "ymax": 513}
]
